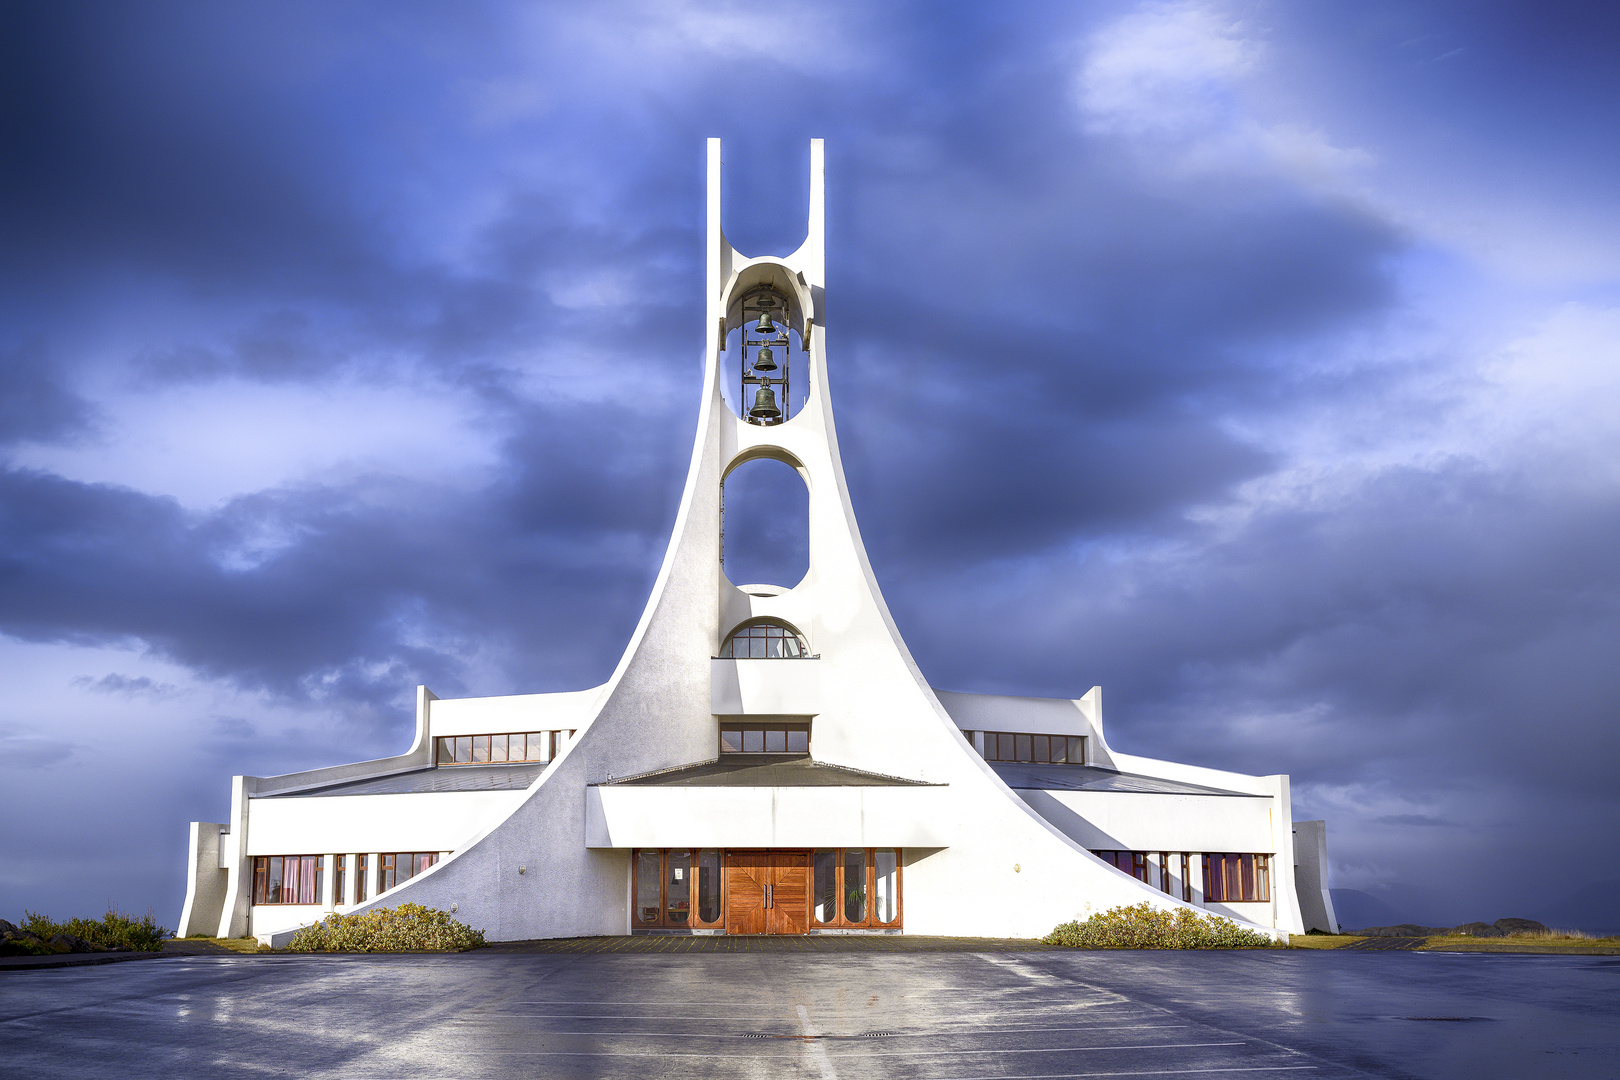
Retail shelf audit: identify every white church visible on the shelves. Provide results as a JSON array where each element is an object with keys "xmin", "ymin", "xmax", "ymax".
[{"xmin": 179, "ymin": 141, "xmax": 1337, "ymax": 945}]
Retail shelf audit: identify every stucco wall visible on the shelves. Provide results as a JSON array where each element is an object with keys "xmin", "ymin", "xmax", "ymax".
[{"xmin": 246, "ymin": 791, "xmax": 527, "ymax": 856}]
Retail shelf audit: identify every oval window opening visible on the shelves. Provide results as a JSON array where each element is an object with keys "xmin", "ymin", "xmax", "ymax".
[{"xmin": 722, "ymin": 457, "xmax": 808, "ymax": 589}]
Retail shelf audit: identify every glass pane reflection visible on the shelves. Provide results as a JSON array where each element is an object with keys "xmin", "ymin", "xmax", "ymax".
[
  {"xmin": 874, "ymin": 849, "xmax": 898, "ymax": 923},
  {"xmin": 843, "ymin": 849, "xmax": 867, "ymax": 923},
  {"xmin": 666, "ymin": 850, "xmax": 691, "ymax": 924},
  {"xmin": 636, "ymin": 850, "xmax": 661, "ymax": 924},
  {"xmin": 814, "ymin": 850, "xmax": 838, "ymax": 923},
  {"xmin": 697, "ymin": 849, "xmax": 722, "ymax": 923}
]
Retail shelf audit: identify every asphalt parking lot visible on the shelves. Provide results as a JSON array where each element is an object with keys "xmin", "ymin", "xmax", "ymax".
[{"xmin": 2, "ymin": 942, "xmax": 1616, "ymax": 1079}]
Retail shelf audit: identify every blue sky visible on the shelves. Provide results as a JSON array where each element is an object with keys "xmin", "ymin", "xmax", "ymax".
[{"xmin": 3, "ymin": 0, "xmax": 1618, "ymax": 929}]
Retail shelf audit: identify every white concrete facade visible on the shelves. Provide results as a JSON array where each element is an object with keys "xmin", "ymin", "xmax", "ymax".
[{"xmin": 178, "ymin": 140, "xmax": 1331, "ymax": 946}]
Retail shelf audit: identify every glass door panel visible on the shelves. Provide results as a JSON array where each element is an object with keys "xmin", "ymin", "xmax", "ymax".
[
  {"xmin": 666, "ymin": 850, "xmax": 692, "ymax": 925},
  {"xmin": 696, "ymin": 849, "xmax": 723, "ymax": 925},
  {"xmin": 813, "ymin": 849, "xmax": 838, "ymax": 924},
  {"xmin": 873, "ymin": 849, "xmax": 899, "ymax": 924},
  {"xmin": 635, "ymin": 849, "xmax": 662, "ymax": 925},
  {"xmin": 842, "ymin": 849, "xmax": 867, "ymax": 923}
]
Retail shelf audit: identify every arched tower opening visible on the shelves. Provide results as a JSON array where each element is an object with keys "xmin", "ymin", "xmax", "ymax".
[{"xmin": 720, "ymin": 456, "xmax": 808, "ymax": 590}]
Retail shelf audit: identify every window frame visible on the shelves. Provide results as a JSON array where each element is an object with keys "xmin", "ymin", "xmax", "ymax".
[
  {"xmin": 251, "ymin": 855, "xmax": 325, "ymax": 906},
  {"xmin": 978, "ymin": 731, "xmax": 1087, "ymax": 765},
  {"xmin": 632, "ymin": 848, "xmax": 726, "ymax": 930},
  {"xmin": 435, "ymin": 731, "xmax": 570, "ymax": 766},
  {"xmin": 719, "ymin": 721, "xmax": 811, "ymax": 755},
  {"xmin": 717, "ymin": 619, "xmax": 811, "ymax": 659},
  {"xmin": 1201, "ymin": 853, "xmax": 1271, "ymax": 903},
  {"xmin": 631, "ymin": 848, "xmax": 900, "ymax": 931},
  {"xmin": 376, "ymin": 851, "xmax": 439, "ymax": 894},
  {"xmin": 812, "ymin": 847, "xmax": 904, "ymax": 930}
]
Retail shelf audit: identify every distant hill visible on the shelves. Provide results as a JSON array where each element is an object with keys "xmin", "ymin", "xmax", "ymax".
[
  {"xmin": 1330, "ymin": 881, "xmax": 1620, "ymax": 937},
  {"xmin": 1329, "ymin": 888, "xmax": 1447, "ymax": 932}
]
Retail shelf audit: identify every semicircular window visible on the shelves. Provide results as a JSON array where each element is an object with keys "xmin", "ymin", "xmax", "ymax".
[{"xmin": 719, "ymin": 620, "xmax": 808, "ymax": 659}]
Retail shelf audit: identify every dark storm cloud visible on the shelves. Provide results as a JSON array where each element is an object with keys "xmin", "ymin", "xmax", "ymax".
[
  {"xmin": 0, "ymin": 393, "xmax": 688, "ymax": 709},
  {"xmin": 0, "ymin": 342, "xmax": 92, "ymax": 444}
]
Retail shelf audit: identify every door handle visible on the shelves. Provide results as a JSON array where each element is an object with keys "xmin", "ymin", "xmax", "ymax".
[{"xmin": 765, "ymin": 883, "xmax": 772, "ymax": 908}]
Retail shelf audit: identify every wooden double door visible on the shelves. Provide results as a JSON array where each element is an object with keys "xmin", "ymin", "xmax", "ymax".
[{"xmin": 724, "ymin": 850, "xmax": 810, "ymax": 935}]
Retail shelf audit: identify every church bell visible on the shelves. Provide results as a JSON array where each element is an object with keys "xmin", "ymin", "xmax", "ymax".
[
  {"xmin": 752, "ymin": 345, "xmax": 778, "ymax": 371},
  {"xmin": 748, "ymin": 382, "xmax": 782, "ymax": 421}
]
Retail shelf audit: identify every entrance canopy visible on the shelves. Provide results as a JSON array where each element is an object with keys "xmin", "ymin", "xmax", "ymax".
[{"xmin": 585, "ymin": 759, "xmax": 949, "ymax": 849}]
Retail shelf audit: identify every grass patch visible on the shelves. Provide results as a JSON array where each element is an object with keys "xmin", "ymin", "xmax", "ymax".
[
  {"xmin": 1287, "ymin": 934, "xmax": 1366, "ymax": 949},
  {"xmin": 1045, "ymin": 903, "xmax": 1277, "ymax": 949},
  {"xmin": 19, "ymin": 909, "xmax": 169, "ymax": 952},
  {"xmin": 169, "ymin": 937, "xmax": 268, "ymax": 954},
  {"xmin": 1418, "ymin": 934, "xmax": 1620, "ymax": 953},
  {"xmin": 286, "ymin": 903, "xmax": 486, "ymax": 953}
]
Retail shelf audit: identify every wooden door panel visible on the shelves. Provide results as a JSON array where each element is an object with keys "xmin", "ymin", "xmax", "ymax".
[
  {"xmin": 769, "ymin": 852, "xmax": 810, "ymax": 935},
  {"xmin": 725, "ymin": 851, "xmax": 769, "ymax": 935}
]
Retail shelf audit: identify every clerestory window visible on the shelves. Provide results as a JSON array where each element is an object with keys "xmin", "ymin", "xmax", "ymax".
[{"xmin": 718, "ymin": 620, "xmax": 808, "ymax": 658}]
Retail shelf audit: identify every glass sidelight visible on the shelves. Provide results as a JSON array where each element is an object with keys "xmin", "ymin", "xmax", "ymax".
[
  {"xmin": 843, "ymin": 849, "xmax": 867, "ymax": 922},
  {"xmin": 813, "ymin": 849, "xmax": 838, "ymax": 923},
  {"xmin": 635, "ymin": 848, "xmax": 725, "ymax": 929},
  {"xmin": 636, "ymin": 850, "xmax": 661, "ymax": 925},
  {"xmin": 873, "ymin": 849, "xmax": 898, "ymax": 924},
  {"xmin": 667, "ymin": 850, "xmax": 692, "ymax": 925},
  {"xmin": 811, "ymin": 848, "xmax": 902, "ymax": 929},
  {"xmin": 697, "ymin": 850, "xmax": 723, "ymax": 923}
]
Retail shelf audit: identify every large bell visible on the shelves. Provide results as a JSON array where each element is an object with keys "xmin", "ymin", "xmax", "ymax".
[
  {"xmin": 752, "ymin": 345, "xmax": 778, "ymax": 371},
  {"xmin": 755, "ymin": 310, "xmax": 776, "ymax": 335},
  {"xmin": 748, "ymin": 382, "xmax": 782, "ymax": 421}
]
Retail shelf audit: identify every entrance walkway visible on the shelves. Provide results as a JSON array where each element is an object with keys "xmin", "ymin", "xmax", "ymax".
[{"xmin": 1340, "ymin": 936, "xmax": 1429, "ymax": 951}]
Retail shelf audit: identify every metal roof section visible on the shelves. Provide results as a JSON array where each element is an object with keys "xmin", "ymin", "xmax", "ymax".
[
  {"xmin": 257, "ymin": 762, "xmax": 546, "ymax": 798},
  {"xmin": 989, "ymin": 761, "xmax": 1262, "ymax": 797},
  {"xmin": 594, "ymin": 755, "xmax": 940, "ymax": 788}
]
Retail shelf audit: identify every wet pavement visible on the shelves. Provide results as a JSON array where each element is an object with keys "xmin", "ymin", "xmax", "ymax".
[{"xmin": 2, "ymin": 945, "xmax": 1615, "ymax": 1078}]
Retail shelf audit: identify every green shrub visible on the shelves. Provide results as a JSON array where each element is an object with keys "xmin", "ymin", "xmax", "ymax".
[
  {"xmin": 22, "ymin": 908, "xmax": 170, "ymax": 951},
  {"xmin": 1044, "ymin": 902, "xmax": 1277, "ymax": 949},
  {"xmin": 285, "ymin": 903, "xmax": 486, "ymax": 952}
]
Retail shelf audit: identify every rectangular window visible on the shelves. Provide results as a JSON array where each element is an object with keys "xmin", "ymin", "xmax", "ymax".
[
  {"xmin": 251, "ymin": 855, "xmax": 324, "ymax": 905},
  {"xmin": 719, "ymin": 723, "xmax": 811, "ymax": 755},
  {"xmin": 335, "ymin": 855, "xmax": 347, "ymax": 906},
  {"xmin": 377, "ymin": 852, "xmax": 438, "ymax": 894},
  {"xmin": 1093, "ymin": 850, "xmax": 1192, "ymax": 898},
  {"xmin": 1201, "ymin": 853, "xmax": 1271, "ymax": 903},
  {"xmin": 356, "ymin": 854, "xmax": 369, "ymax": 903},
  {"xmin": 980, "ymin": 731, "xmax": 1087, "ymax": 765},
  {"xmin": 437, "ymin": 731, "xmax": 560, "ymax": 765}
]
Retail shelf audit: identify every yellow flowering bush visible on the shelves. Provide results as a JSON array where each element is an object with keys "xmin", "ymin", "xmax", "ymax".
[
  {"xmin": 286, "ymin": 903, "xmax": 486, "ymax": 952},
  {"xmin": 1044, "ymin": 902, "xmax": 1276, "ymax": 949}
]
